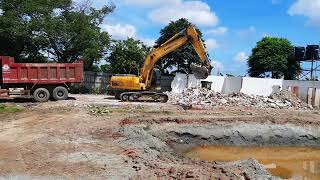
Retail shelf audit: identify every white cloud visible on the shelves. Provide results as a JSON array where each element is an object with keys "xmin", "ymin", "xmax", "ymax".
[
  {"xmin": 101, "ymin": 23, "xmax": 137, "ymax": 40},
  {"xmin": 149, "ymin": 1, "xmax": 219, "ymax": 26},
  {"xmin": 205, "ymin": 39, "xmax": 219, "ymax": 51},
  {"xmin": 288, "ymin": 0, "xmax": 320, "ymax": 26},
  {"xmin": 124, "ymin": 0, "xmax": 180, "ymax": 7},
  {"xmin": 140, "ymin": 38, "xmax": 156, "ymax": 47},
  {"xmin": 206, "ymin": 27, "xmax": 228, "ymax": 36},
  {"xmin": 100, "ymin": 23, "xmax": 156, "ymax": 47},
  {"xmin": 211, "ymin": 61, "xmax": 224, "ymax": 70},
  {"xmin": 233, "ymin": 52, "xmax": 249, "ymax": 63}
]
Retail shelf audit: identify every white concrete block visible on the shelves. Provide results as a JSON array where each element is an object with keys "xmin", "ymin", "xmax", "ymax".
[
  {"xmin": 287, "ymin": 86, "xmax": 292, "ymax": 92},
  {"xmin": 241, "ymin": 77, "xmax": 283, "ymax": 97},
  {"xmin": 283, "ymin": 80, "xmax": 320, "ymax": 103},
  {"xmin": 307, "ymin": 88, "xmax": 314, "ymax": 105},
  {"xmin": 203, "ymin": 76, "xmax": 225, "ymax": 93},
  {"xmin": 181, "ymin": 75, "xmax": 226, "ymax": 93},
  {"xmin": 187, "ymin": 74, "xmax": 201, "ymax": 88},
  {"xmin": 315, "ymin": 89, "xmax": 320, "ymax": 107},
  {"xmin": 222, "ymin": 77, "xmax": 242, "ymax": 94},
  {"xmin": 171, "ymin": 73, "xmax": 188, "ymax": 93}
]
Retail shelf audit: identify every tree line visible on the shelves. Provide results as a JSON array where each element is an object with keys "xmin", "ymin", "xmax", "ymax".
[
  {"xmin": 0, "ymin": 0, "xmax": 300, "ymax": 80},
  {"xmin": 0, "ymin": 0, "xmax": 203, "ymax": 74},
  {"xmin": 0, "ymin": 0, "xmax": 114, "ymax": 71}
]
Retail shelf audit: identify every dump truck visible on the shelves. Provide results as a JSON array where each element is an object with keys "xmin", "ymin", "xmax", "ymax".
[
  {"xmin": 110, "ymin": 25, "xmax": 213, "ymax": 102},
  {"xmin": 0, "ymin": 56, "xmax": 83, "ymax": 102}
]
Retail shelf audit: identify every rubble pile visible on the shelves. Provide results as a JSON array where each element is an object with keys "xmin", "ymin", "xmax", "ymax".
[{"xmin": 166, "ymin": 88, "xmax": 312, "ymax": 109}]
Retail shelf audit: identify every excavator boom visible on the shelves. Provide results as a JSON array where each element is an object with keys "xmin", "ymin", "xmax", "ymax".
[{"xmin": 140, "ymin": 26, "xmax": 212, "ymax": 87}]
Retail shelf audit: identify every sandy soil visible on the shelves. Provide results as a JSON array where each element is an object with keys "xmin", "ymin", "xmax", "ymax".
[{"xmin": 0, "ymin": 94, "xmax": 319, "ymax": 179}]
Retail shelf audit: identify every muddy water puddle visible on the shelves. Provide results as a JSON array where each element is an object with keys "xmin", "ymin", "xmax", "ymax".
[{"xmin": 185, "ymin": 146, "xmax": 320, "ymax": 179}]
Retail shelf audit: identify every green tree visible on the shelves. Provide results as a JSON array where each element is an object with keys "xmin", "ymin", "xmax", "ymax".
[
  {"xmin": 0, "ymin": 0, "xmax": 114, "ymax": 70},
  {"xmin": 284, "ymin": 53, "xmax": 301, "ymax": 80},
  {"xmin": 248, "ymin": 37, "xmax": 300, "ymax": 79},
  {"xmin": 0, "ymin": 0, "xmax": 63, "ymax": 62},
  {"xmin": 104, "ymin": 38, "xmax": 150, "ymax": 74},
  {"xmin": 155, "ymin": 18, "xmax": 206, "ymax": 74}
]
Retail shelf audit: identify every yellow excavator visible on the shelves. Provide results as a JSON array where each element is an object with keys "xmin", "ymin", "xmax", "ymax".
[{"xmin": 110, "ymin": 25, "xmax": 213, "ymax": 102}]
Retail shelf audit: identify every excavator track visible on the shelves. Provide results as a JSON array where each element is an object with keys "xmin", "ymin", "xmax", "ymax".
[{"xmin": 120, "ymin": 92, "xmax": 168, "ymax": 103}]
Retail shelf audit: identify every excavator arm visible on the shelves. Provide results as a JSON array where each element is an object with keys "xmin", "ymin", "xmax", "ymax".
[{"xmin": 140, "ymin": 26, "xmax": 213, "ymax": 88}]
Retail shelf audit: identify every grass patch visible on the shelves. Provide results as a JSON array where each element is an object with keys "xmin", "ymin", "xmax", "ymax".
[
  {"xmin": 89, "ymin": 106, "xmax": 173, "ymax": 116},
  {"xmin": 89, "ymin": 107, "xmax": 129, "ymax": 116},
  {"xmin": 0, "ymin": 105, "xmax": 23, "ymax": 113},
  {"xmin": 142, "ymin": 110, "xmax": 173, "ymax": 115}
]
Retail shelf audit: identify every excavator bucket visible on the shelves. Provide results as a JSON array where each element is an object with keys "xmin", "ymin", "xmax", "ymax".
[{"xmin": 191, "ymin": 63, "xmax": 211, "ymax": 79}]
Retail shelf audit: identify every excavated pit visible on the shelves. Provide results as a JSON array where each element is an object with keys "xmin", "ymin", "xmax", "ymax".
[
  {"xmin": 185, "ymin": 145, "xmax": 320, "ymax": 179},
  {"xmin": 166, "ymin": 122, "xmax": 320, "ymax": 150},
  {"xmin": 118, "ymin": 118, "xmax": 320, "ymax": 179},
  {"xmin": 166, "ymin": 122, "xmax": 320, "ymax": 179}
]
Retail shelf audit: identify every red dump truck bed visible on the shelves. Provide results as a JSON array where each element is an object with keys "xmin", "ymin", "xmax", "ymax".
[
  {"xmin": 0, "ymin": 56, "xmax": 83, "ymax": 84},
  {"xmin": 0, "ymin": 56, "xmax": 83, "ymax": 102}
]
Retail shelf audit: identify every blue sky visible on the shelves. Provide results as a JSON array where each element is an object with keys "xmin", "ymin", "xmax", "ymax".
[{"xmin": 82, "ymin": 0, "xmax": 320, "ymax": 76}]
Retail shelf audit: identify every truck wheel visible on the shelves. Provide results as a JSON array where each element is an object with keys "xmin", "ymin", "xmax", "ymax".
[
  {"xmin": 52, "ymin": 86, "xmax": 68, "ymax": 101},
  {"xmin": 33, "ymin": 88, "xmax": 50, "ymax": 102},
  {"xmin": 120, "ymin": 92, "xmax": 129, "ymax": 102}
]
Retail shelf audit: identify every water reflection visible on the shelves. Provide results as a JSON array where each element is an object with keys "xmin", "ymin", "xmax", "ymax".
[{"xmin": 184, "ymin": 146, "xmax": 320, "ymax": 180}]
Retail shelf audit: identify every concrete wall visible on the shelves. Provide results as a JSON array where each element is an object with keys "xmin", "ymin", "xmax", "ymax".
[
  {"xmin": 171, "ymin": 73, "xmax": 188, "ymax": 93},
  {"xmin": 172, "ymin": 75, "xmax": 259, "ymax": 95},
  {"xmin": 282, "ymin": 80, "xmax": 320, "ymax": 103},
  {"xmin": 222, "ymin": 77, "xmax": 242, "ymax": 94},
  {"xmin": 171, "ymin": 74, "xmax": 320, "ymax": 107},
  {"xmin": 187, "ymin": 74, "xmax": 201, "ymax": 88},
  {"xmin": 172, "ymin": 75, "xmax": 257, "ymax": 95},
  {"xmin": 241, "ymin": 77, "xmax": 283, "ymax": 96},
  {"xmin": 172, "ymin": 74, "xmax": 227, "ymax": 93},
  {"xmin": 204, "ymin": 76, "xmax": 225, "ymax": 93},
  {"xmin": 84, "ymin": 71, "xmax": 111, "ymax": 92}
]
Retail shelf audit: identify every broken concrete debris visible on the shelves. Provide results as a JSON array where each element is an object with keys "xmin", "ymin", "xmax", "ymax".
[{"xmin": 166, "ymin": 88, "xmax": 312, "ymax": 109}]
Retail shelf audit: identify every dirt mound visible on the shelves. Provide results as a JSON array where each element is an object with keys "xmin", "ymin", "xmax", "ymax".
[{"xmin": 166, "ymin": 88, "xmax": 311, "ymax": 110}]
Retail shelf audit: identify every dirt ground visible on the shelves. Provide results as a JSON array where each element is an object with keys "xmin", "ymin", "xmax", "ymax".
[{"xmin": 0, "ymin": 94, "xmax": 319, "ymax": 179}]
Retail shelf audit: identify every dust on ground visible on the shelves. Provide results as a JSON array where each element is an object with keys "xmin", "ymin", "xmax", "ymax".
[{"xmin": 0, "ymin": 94, "xmax": 319, "ymax": 179}]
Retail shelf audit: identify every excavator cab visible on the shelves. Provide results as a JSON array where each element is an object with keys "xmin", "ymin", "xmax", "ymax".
[{"xmin": 150, "ymin": 69, "xmax": 162, "ymax": 89}]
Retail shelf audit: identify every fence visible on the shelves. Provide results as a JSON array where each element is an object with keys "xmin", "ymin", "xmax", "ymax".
[{"xmin": 70, "ymin": 71, "xmax": 174, "ymax": 94}]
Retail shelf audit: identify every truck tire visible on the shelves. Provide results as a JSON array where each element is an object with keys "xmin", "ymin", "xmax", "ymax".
[
  {"xmin": 52, "ymin": 86, "xmax": 68, "ymax": 101},
  {"xmin": 120, "ymin": 92, "xmax": 130, "ymax": 102},
  {"xmin": 33, "ymin": 88, "xmax": 50, "ymax": 102}
]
